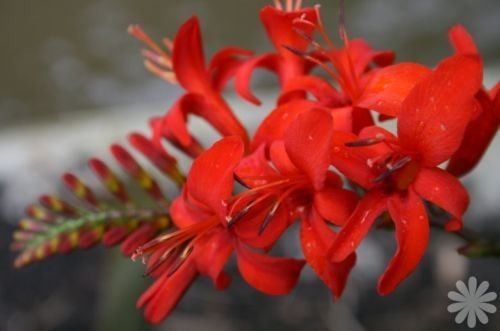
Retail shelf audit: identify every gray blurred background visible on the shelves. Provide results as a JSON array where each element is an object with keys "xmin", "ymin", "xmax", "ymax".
[{"xmin": 1, "ymin": 0, "xmax": 499, "ymax": 330}]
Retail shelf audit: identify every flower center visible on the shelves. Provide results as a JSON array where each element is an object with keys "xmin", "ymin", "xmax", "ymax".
[{"xmin": 227, "ymin": 175, "xmax": 311, "ymax": 233}]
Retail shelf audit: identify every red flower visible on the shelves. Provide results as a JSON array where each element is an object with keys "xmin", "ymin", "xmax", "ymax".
[
  {"xmin": 135, "ymin": 137, "xmax": 304, "ymax": 323},
  {"xmin": 150, "ymin": 17, "xmax": 252, "ymax": 155},
  {"xmin": 328, "ymin": 54, "xmax": 482, "ymax": 294},
  {"xmin": 232, "ymin": 109, "xmax": 358, "ymax": 297},
  {"xmin": 248, "ymin": 6, "xmax": 396, "ymax": 152}
]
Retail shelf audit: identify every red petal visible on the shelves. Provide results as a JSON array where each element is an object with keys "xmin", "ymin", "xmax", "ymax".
[
  {"xmin": 378, "ymin": 190, "xmax": 429, "ymax": 295},
  {"xmin": 314, "ymin": 187, "xmax": 358, "ymax": 226},
  {"xmin": 447, "ymin": 90, "xmax": 499, "ymax": 176},
  {"xmin": 209, "ymin": 47, "xmax": 253, "ymax": 92},
  {"xmin": 235, "ymin": 53, "xmax": 278, "ymax": 105},
  {"xmin": 269, "ymin": 140, "xmax": 298, "ymax": 175},
  {"xmin": 342, "ymin": 39, "xmax": 395, "ymax": 75},
  {"xmin": 163, "ymin": 93, "xmax": 207, "ymax": 147},
  {"xmin": 260, "ymin": 5, "xmax": 316, "ymax": 59},
  {"xmin": 172, "ymin": 17, "xmax": 209, "ymax": 93},
  {"xmin": 398, "ymin": 54, "xmax": 483, "ymax": 166},
  {"xmin": 236, "ymin": 244, "xmax": 305, "ymax": 295},
  {"xmin": 151, "ymin": 116, "xmax": 204, "ymax": 158},
  {"xmin": 329, "ymin": 190, "xmax": 387, "ymax": 262},
  {"xmin": 138, "ymin": 259, "xmax": 198, "ymax": 324},
  {"xmin": 413, "ymin": 167, "xmax": 469, "ymax": 224},
  {"xmin": 187, "ymin": 137, "xmax": 244, "ymax": 217},
  {"xmin": 300, "ymin": 209, "xmax": 356, "ymax": 298},
  {"xmin": 284, "ymin": 109, "xmax": 333, "ymax": 190},
  {"xmin": 251, "ymin": 99, "xmax": 317, "ymax": 150},
  {"xmin": 195, "ymin": 230, "xmax": 234, "ymax": 290},
  {"xmin": 448, "ymin": 24, "xmax": 479, "ymax": 55},
  {"xmin": 330, "ymin": 131, "xmax": 379, "ymax": 188},
  {"xmin": 170, "ymin": 192, "xmax": 212, "ymax": 228},
  {"xmin": 357, "ymin": 63, "xmax": 431, "ymax": 116}
]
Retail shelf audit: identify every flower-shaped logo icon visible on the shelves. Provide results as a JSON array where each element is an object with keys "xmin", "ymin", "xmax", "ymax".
[{"xmin": 448, "ymin": 277, "xmax": 497, "ymax": 328}]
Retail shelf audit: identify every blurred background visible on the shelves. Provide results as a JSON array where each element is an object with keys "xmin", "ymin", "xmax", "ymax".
[{"xmin": 1, "ymin": 0, "xmax": 499, "ymax": 330}]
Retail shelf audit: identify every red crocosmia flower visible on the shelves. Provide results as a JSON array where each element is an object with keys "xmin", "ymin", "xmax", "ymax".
[
  {"xmin": 152, "ymin": 17, "xmax": 252, "ymax": 155},
  {"xmin": 446, "ymin": 24, "xmax": 499, "ymax": 177},
  {"xmin": 328, "ymin": 54, "xmax": 482, "ymax": 295},
  {"xmin": 135, "ymin": 137, "xmax": 304, "ymax": 323},
  {"xmin": 268, "ymin": 6, "xmax": 396, "ymax": 134},
  {"xmin": 235, "ymin": 1, "xmax": 318, "ymax": 105},
  {"xmin": 232, "ymin": 110, "xmax": 358, "ymax": 297}
]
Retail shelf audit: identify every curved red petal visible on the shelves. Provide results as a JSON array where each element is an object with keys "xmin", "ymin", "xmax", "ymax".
[
  {"xmin": 236, "ymin": 244, "xmax": 305, "ymax": 295},
  {"xmin": 357, "ymin": 63, "xmax": 431, "ymax": 116},
  {"xmin": 235, "ymin": 53, "xmax": 279, "ymax": 105},
  {"xmin": 329, "ymin": 190, "xmax": 387, "ymax": 262},
  {"xmin": 269, "ymin": 140, "xmax": 298, "ymax": 175},
  {"xmin": 172, "ymin": 17, "xmax": 209, "ymax": 93},
  {"xmin": 209, "ymin": 47, "xmax": 253, "ymax": 92},
  {"xmin": 378, "ymin": 190, "xmax": 429, "ymax": 295},
  {"xmin": 284, "ymin": 109, "xmax": 333, "ymax": 190},
  {"xmin": 187, "ymin": 137, "xmax": 244, "ymax": 217},
  {"xmin": 398, "ymin": 54, "xmax": 483, "ymax": 166},
  {"xmin": 447, "ymin": 90, "xmax": 499, "ymax": 176},
  {"xmin": 413, "ymin": 167, "xmax": 469, "ymax": 223},
  {"xmin": 300, "ymin": 209, "xmax": 356, "ymax": 298},
  {"xmin": 448, "ymin": 24, "xmax": 479, "ymax": 55},
  {"xmin": 163, "ymin": 93, "xmax": 207, "ymax": 147}
]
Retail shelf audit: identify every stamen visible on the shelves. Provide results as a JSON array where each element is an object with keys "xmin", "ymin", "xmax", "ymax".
[
  {"xmin": 314, "ymin": 5, "xmax": 336, "ymax": 50},
  {"xmin": 286, "ymin": 0, "xmax": 293, "ymax": 12},
  {"xmin": 292, "ymin": 27, "xmax": 325, "ymax": 52},
  {"xmin": 141, "ymin": 49, "xmax": 172, "ymax": 69},
  {"xmin": 282, "ymin": 45, "xmax": 343, "ymax": 84},
  {"xmin": 259, "ymin": 200, "xmax": 280, "ymax": 235},
  {"xmin": 144, "ymin": 246, "xmax": 179, "ymax": 276},
  {"xmin": 162, "ymin": 38, "xmax": 174, "ymax": 51},
  {"xmin": 166, "ymin": 245, "xmax": 193, "ymax": 276},
  {"xmin": 373, "ymin": 156, "xmax": 412, "ymax": 183},
  {"xmin": 345, "ymin": 134, "xmax": 385, "ymax": 147},
  {"xmin": 128, "ymin": 25, "xmax": 169, "ymax": 58},
  {"xmin": 294, "ymin": 0, "xmax": 303, "ymax": 11},
  {"xmin": 274, "ymin": 0, "xmax": 283, "ymax": 10},
  {"xmin": 144, "ymin": 60, "xmax": 177, "ymax": 84}
]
